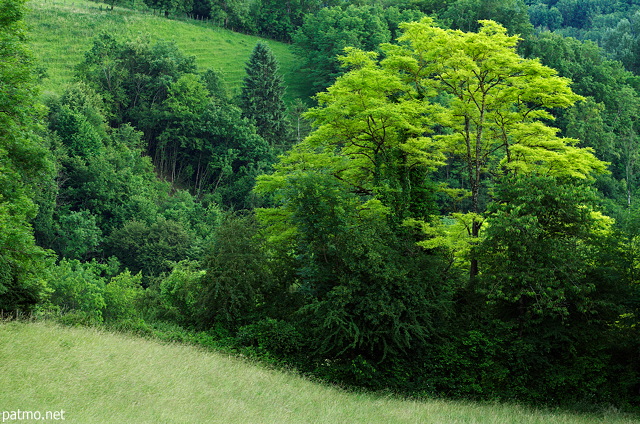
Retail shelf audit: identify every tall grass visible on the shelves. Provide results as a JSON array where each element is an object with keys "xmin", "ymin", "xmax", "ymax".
[
  {"xmin": 1, "ymin": 321, "xmax": 637, "ymax": 424},
  {"xmin": 26, "ymin": 0, "xmax": 312, "ymax": 102}
]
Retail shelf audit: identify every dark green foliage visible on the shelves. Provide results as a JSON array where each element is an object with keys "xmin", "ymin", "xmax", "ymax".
[
  {"xmin": 199, "ymin": 214, "xmax": 270, "ymax": 329},
  {"xmin": 76, "ymin": 33, "xmax": 197, "ymax": 131},
  {"xmin": 278, "ymin": 173, "xmax": 452, "ymax": 369},
  {"xmin": 239, "ymin": 42, "xmax": 290, "ymax": 150},
  {"xmin": 249, "ymin": 0, "xmax": 309, "ymax": 41},
  {"xmin": 521, "ymin": 32, "xmax": 640, "ymax": 210},
  {"xmin": 236, "ymin": 318, "xmax": 303, "ymax": 357},
  {"xmin": 53, "ymin": 127, "xmax": 166, "ymax": 237},
  {"xmin": 156, "ymin": 73, "xmax": 272, "ymax": 205},
  {"xmin": 107, "ymin": 218, "xmax": 191, "ymax": 278},
  {"xmin": 292, "ymin": 5, "xmax": 394, "ymax": 92},
  {"xmin": 471, "ymin": 176, "xmax": 630, "ymax": 403},
  {"xmin": 442, "ymin": 0, "xmax": 533, "ymax": 36}
]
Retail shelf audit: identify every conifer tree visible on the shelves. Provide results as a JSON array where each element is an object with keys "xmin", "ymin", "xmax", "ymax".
[{"xmin": 239, "ymin": 42, "xmax": 289, "ymax": 149}]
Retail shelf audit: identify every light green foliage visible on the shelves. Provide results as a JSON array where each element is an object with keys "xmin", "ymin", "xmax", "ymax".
[
  {"xmin": 44, "ymin": 259, "xmax": 109, "ymax": 323},
  {"xmin": 44, "ymin": 258, "xmax": 144, "ymax": 324},
  {"xmin": 0, "ymin": 0, "xmax": 53, "ymax": 312},
  {"xmin": 304, "ymin": 47, "xmax": 445, "ymax": 189},
  {"xmin": 158, "ymin": 260, "xmax": 205, "ymax": 326},
  {"xmin": 264, "ymin": 19, "xmax": 605, "ymax": 278},
  {"xmin": 103, "ymin": 270, "xmax": 144, "ymax": 322},
  {"xmin": 384, "ymin": 19, "xmax": 604, "ymax": 201},
  {"xmin": 378, "ymin": 18, "xmax": 606, "ymax": 279}
]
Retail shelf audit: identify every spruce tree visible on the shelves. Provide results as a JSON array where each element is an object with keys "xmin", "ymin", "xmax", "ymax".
[{"xmin": 239, "ymin": 42, "xmax": 289, "ymax": 149}]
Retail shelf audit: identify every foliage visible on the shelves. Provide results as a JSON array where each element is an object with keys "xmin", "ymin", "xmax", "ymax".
[
  {"xmin": 156, "ymin": 73, "xmax": 273, "ymax": 204},
  {"xmin": 521, "ymin": 32, "xmax": 640, "ymax": 211},
  {"xmin": 103, "ymin": 270, "xmax": 144, "ymax": 322},
  {"xmin": 236, "ymin": 317, "xmax": 303, "ymax": 357},
  {"xmin": 107, "ymin": 218, "xmax": 192, "ymax": 278},
  {"xmin": 257, "ymin": 168, "xmax": 453, "ymax": 374},
  {"xmin": 44, "ymin": 259, "xmax": 110, "ymax": 324},
  {"xmin": 471, "ymin": 175, "xmax": 631, "ymax": 403},
  {"xmin": 0, "ymin": 0, "xmax": 54, "ymax": 312},
  {"xmin": 157, "ymin": 260, "xmax": 206, "ymax": 327},
  {"xmin": 76, "ymin": 33, "xmax": 197, "ymax": 130},
  {"xmin": 292, "ymin": 5, "xmax": 398, "ymax": 93},
  {"xmin": 442, "ymin": 0, "xmax": 533, "ymax": 36},
  {"xmin": 198, "ymin": 214, "xmax": 271, "ymax": 329},
  {"xmin": 239, "ymin": 42, "xmax": 290, "ymax": 150}
]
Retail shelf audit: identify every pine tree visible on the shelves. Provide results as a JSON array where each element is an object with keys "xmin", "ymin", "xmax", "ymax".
[{"xmin": 239, "ymin": 42, "xmax": 290, "ymax": 149}]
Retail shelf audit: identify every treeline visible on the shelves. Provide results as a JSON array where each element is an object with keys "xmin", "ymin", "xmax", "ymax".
[
  {"xmin": 3, "ymin": 0, "xmax": 640, "ymax": 411},
  {"xmin": 527, "ymin": 0, "xmax": 640, "ymax": 74}
]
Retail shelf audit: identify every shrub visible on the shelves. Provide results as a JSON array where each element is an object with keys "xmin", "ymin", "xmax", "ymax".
[{"xmin": 236, "ymin": 318, "xmax": 303, "ymax": 357}]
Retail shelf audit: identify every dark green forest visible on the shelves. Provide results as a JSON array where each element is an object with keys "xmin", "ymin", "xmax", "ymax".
[{"xmin": 3, "ymin": 0, "xmax": 640, "ymax": 410}]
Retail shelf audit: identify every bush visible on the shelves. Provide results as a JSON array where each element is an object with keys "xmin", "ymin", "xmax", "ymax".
[
  {"xmin": 157, "ymin": 260, "xmax": 205, "ymax": 327},
  {"xmin": 45, "ymin": 259, "xmax": 107, "ymax": 323},
  {"xmin": 103, "ymin": 270, "xmax": 144, "ymax": 322},
  {"xmin": 236, "ymin": 318, "xmax": 303, "ymax": 357}
]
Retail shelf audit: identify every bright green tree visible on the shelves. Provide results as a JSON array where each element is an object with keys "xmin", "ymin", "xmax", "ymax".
[{"xmin": 382, "ymin": 18, "xmax": 606, "ymax": 275}]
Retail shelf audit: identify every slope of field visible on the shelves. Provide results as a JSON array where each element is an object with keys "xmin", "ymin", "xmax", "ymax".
[
  {"xmin": 25, "ymin": 0, "xmax": 312, "ymax": 102},
  {"xmin": 1, "ymin": 321, "xmax": 637, "ymax": 424}
]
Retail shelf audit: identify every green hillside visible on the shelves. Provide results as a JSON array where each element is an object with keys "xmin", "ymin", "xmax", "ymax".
[
  {"xmin": 26, "ymin": 0, "xmax": 311, "ymax": 102},
  {"xmin": 1, "ymin": 321, "xmax": 637, "ymax": 424}
]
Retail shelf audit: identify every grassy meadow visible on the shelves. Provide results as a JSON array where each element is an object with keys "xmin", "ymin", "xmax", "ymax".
[
  {"xmin": 0, "ymin": 320, "xmax": 638, "ymax": 424},
  {"xmin": 25, "ymin": 0, "xmax": 312, "ymax": 102}
]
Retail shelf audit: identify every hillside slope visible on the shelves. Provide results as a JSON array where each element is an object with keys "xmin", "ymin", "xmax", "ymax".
[
  {"xmin": 1, "ymin": 321, "xmax": 637, "ymax": 424},
  {"xmin": 26, "ymin": 0, "xmax": 312, "ymax": 102}
]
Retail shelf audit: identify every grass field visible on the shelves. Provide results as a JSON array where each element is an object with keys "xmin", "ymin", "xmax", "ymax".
[
  {"xmin": 25, "ymin": 0, "xmax": 312, "ymax": 102},
  {"xmin": 1, "ymin": 321, "xmax": 638, "ymax": 424}
]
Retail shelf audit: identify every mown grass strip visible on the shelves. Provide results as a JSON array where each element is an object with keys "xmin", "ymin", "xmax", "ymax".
[{"xmin": 26, "ymin": 0, "xmax": 312, "ymax": 102}]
